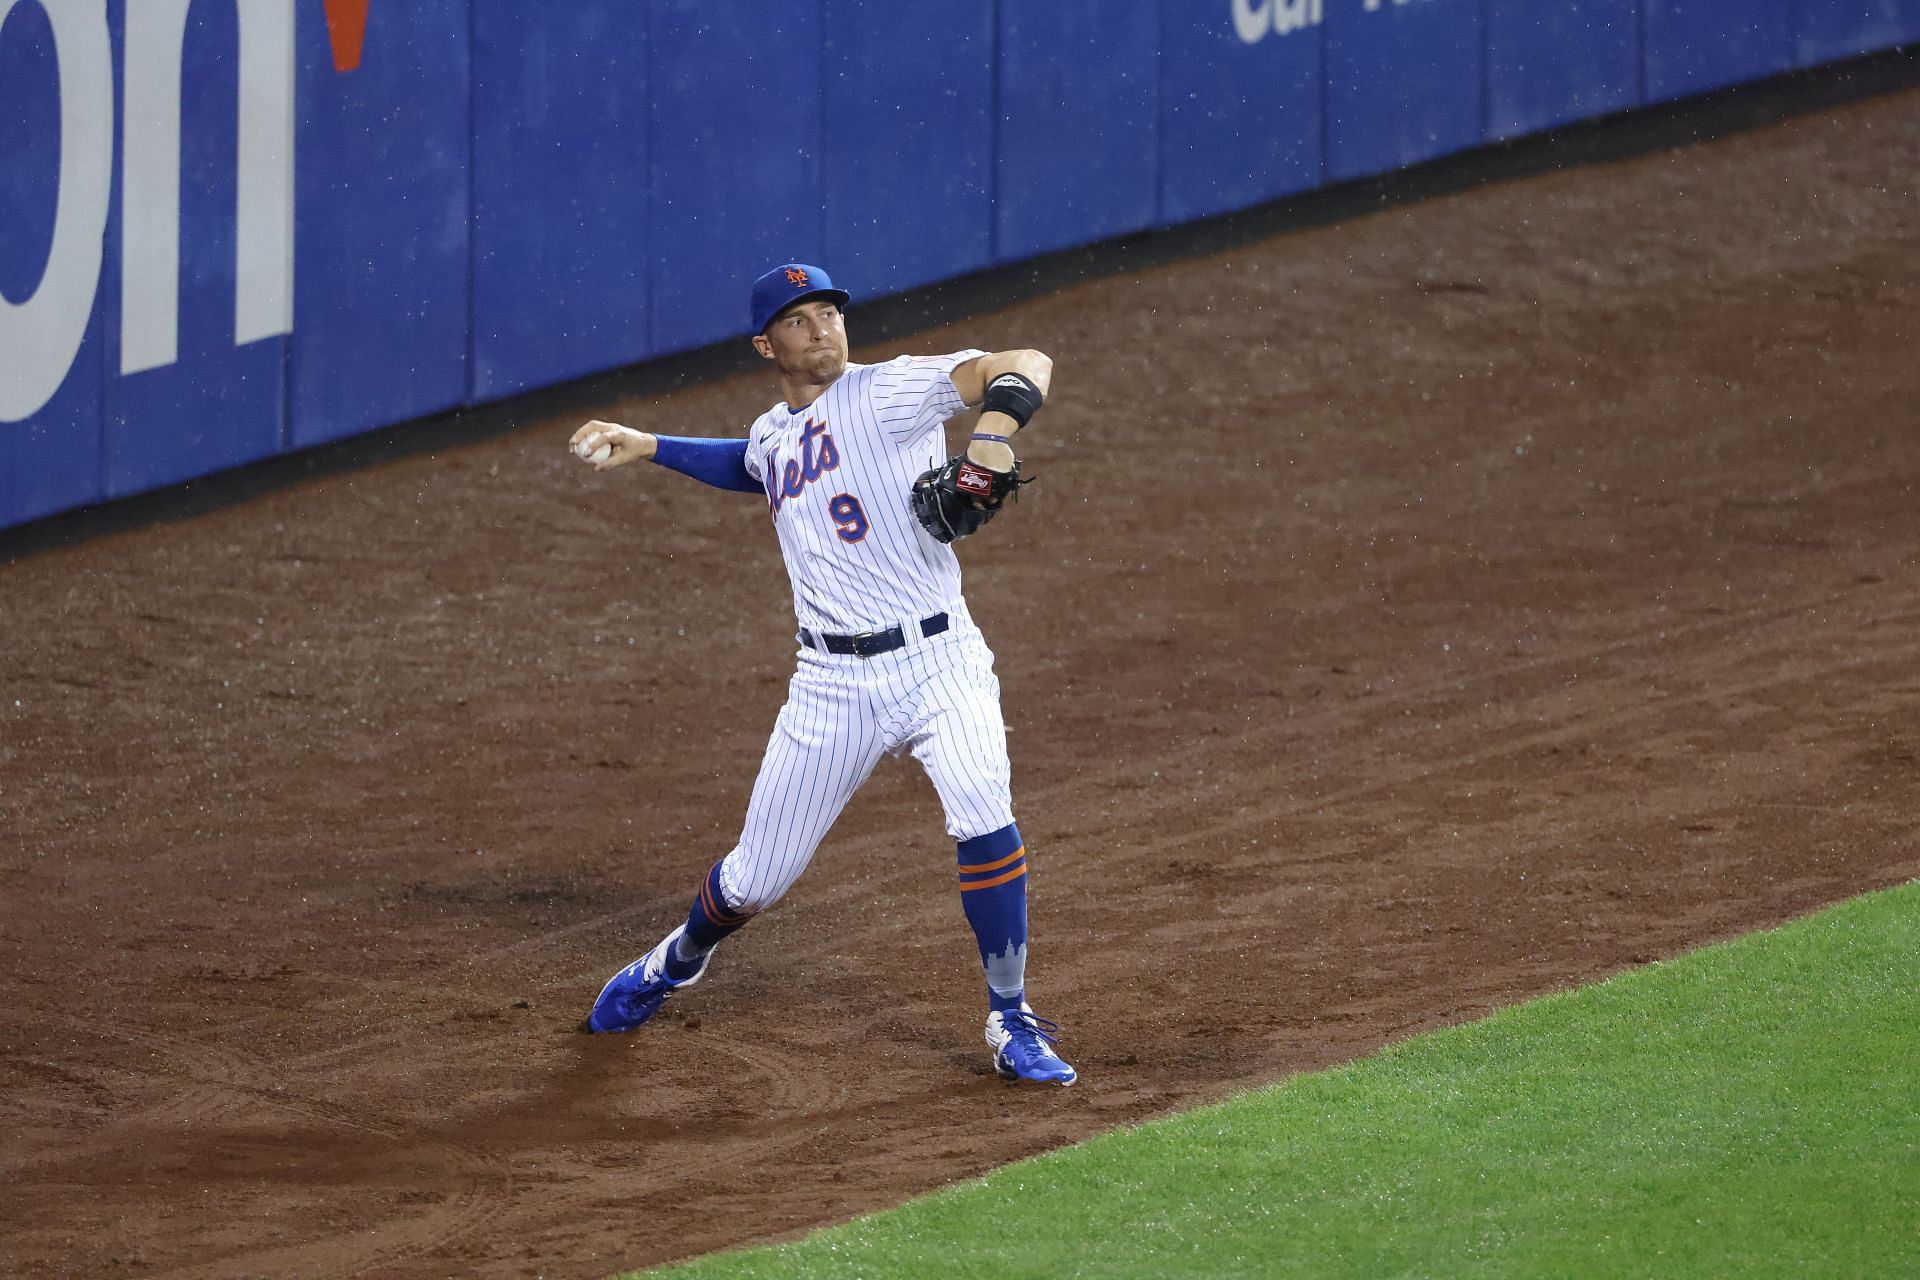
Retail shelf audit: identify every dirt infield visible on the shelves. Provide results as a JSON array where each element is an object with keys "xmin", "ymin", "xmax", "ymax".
[{"xmin": 4, "ymin": 77, "xmax": 1918, "ymax": 1279}]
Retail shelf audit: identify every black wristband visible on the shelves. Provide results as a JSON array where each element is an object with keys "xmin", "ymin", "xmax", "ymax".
[{"xmin": 980, "ymin": 371, "xmax": 1044, "ymax": 430}]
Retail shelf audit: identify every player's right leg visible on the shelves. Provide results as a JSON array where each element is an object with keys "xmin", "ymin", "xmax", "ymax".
[{"xmin": 587, "ymin": 658, "xmax": 884, "ymax": 1033}]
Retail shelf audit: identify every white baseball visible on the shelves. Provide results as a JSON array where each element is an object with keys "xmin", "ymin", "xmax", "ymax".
[
  {"xmin": 576, "ymin": 437, "xmax": 612, "ymax": 464},
  {"xmin": 587, "ymin": 441, "xmax": 613, "ymax": 465}
]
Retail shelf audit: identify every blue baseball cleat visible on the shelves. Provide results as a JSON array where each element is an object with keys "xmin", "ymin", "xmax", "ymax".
[
  {"xmin": 587, "ymin": 926, "xmax": 710, "ymax": 1034},
  {"xmin": 986, "ymin": 1004, "xmax": 1077, "ymax": 1086}
]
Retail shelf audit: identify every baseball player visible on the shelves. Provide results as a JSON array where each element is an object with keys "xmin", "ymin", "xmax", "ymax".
[{"xmin": 569, "ymin": 263, "xmax": 1073, "ymax": 1085}]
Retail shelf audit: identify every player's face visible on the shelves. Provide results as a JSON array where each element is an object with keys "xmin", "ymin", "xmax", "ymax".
[{"xmin": 756, "ymin": 300, "xmax": 848, "ymax": 383}]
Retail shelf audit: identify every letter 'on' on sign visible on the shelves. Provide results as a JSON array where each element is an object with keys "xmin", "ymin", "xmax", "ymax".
[{"xmin": 121, "ymin": 0, "xmax": 295, "ymax": 377}]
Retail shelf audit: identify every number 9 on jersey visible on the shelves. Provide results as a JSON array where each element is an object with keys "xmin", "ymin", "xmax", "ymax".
[{"xmin": 829, "ymin": 493, "xmax": 869, "ymax": 543}]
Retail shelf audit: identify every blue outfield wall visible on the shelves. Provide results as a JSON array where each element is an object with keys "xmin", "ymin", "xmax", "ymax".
[
  {"xmin": 1485, "ymin": 0, "xmax": 1643, "ymax": 139},
  {"xmin": 996, "ymin": 0, "xmax": 1161, "ymax": 262},
  {"xmin": 1644, "ymin": 0, "xmax": 1798, "ymax": 102},
  {"xmin": 470, "ymin": 2, "xmax": 649, "ymax": 402},
  {"xmin": 648, "ymin": 2, "xmax": 825, "ymax": 356},
  {"xmin": 2, "ymin": 1, "xmax": 1915, "ymax": 531},
  {"xmin": 290, "ymin": 0, "xmax": 470, "ymax": 448},
  {"xmin": 1794, "ymin": 0, "xmax": 1920, "ymax": 63},
  {"xmin": 1326, "ymin": 0, "xmax": 1485, "ymax": 183},
  {"xmin": 1161, "ymin": 1, "xmax": 1322, "ymax": 223},
  {"xmin": 822, "ymin": 0, "xmax": 996, "ymax": 305}
]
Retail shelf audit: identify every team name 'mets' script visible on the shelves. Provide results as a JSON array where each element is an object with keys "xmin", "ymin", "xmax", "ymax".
[{"xmin": 765, "ymin": 416, "xmax": 842, "ymax": 515}]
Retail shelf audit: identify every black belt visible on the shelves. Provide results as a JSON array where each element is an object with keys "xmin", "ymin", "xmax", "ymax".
[{"xmin": 799, "ymin": 612, "xmax": 949, "ymax": 658}]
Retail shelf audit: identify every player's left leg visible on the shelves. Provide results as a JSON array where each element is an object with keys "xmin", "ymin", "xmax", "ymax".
[{"xmin": 897, "ymin": 641, "xmax": 1076, "ymax": 1086}]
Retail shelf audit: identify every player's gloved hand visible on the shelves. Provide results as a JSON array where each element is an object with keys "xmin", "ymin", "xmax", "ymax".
[{"xmin": 910, "ymin": 454, "xmax": 1029, "ymax": 543}]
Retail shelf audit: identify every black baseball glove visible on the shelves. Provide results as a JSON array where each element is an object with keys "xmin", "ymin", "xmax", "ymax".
[{"xmin": 910, "ymin": 454, "xmax": 1030, "ymax": 543}]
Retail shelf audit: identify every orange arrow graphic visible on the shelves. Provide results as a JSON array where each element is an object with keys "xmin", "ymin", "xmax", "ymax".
[{"xmin": 322, "ymin": 0, "xmax": 370, "ymax": 72}]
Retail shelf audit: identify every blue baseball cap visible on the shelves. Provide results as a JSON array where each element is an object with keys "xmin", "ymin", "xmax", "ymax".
[{"xmin": 750, "ymin": 263, "xmax": 850, "ymax": 334}]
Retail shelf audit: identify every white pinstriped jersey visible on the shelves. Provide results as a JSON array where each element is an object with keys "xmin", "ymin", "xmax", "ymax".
[{"xmin": 743, "ymin": 350, "xmax": 986, "ymax": 635}]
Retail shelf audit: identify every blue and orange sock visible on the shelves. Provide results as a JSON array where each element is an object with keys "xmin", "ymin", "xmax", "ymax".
[
  {"xmin": 957, "ymin": 823, "xmax": 1029, "ymax": 1013},
  {"xmin": 667, "ymin": 861, "xmax": 753, "ymax": 981}
]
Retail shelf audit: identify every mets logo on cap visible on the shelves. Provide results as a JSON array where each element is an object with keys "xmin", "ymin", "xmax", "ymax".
[{"xmin": 785, "ymin": 267, "xmax": 809, "ymax": 287}]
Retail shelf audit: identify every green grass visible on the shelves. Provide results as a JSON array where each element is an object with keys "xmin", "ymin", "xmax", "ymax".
[{"xmin": 637, "ymin": 881, "xmax": 1920, "ymax": 1279}]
